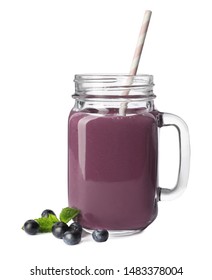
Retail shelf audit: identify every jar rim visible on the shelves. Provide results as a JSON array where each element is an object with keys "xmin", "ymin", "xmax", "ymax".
[
  {"xmin": 74, "ymin": 74, "xmax": 153, "ymax": 84},
  {"xmin": 74, "ymin": 74, "xmax": 155, "ymax": 100}
]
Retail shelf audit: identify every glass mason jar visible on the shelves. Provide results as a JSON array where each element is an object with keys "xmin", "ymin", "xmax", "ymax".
[{"xmin": 68, "ymin": 74, "xmax": 190, "ymax": 235}]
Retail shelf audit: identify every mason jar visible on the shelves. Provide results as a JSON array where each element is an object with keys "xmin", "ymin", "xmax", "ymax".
[{"xmin": 68, "ymin": 74, "xmax": 190, "ymax": 235}]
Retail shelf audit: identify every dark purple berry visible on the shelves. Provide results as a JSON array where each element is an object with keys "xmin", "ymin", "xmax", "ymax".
[
  {"xmin": 92, "ymin": 229, "xmax": 109, "ymax": 242},
  {"xmin": 41, "ymin": 209, "xmax": 56, "ymax": 217},
  {"xmin": 69, "ymin": 222, "xmax": 82, "ymax": 234},
  {"xmin": 52, "ymin": 222, "xmax": 69, "ymax": 239},
  {"xmin": 63, "ymin": 231, "xmax": 81, "ymax": 245},
  {"xmin": 24, "ymin": 220, "xmax": 39, "ymax": 235}
]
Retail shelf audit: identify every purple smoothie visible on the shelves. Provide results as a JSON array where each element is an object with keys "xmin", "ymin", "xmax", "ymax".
[{"xmin": 68, "ymin": 111, "xmax": 158, "ymax": 230}]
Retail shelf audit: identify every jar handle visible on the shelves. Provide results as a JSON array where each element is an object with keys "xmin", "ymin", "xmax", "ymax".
[{"xmin": 158, "ymin": 113, "xmax": 190, "ymax": 201}]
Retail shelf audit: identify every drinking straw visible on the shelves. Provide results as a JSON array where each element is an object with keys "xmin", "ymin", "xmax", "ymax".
[{"xmin": 119, "ymin": 10, "xmax": 152, "ymax": 116}]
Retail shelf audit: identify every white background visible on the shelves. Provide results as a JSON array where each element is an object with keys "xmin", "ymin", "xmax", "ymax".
[{"xmin": 0, "ymin": 0, "xmax": 211, "ymax": 279}]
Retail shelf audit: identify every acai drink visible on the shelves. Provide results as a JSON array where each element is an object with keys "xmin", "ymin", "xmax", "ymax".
[{"xmin": 68, "ymin": 74, "xmax": 190, "ymax": 235}]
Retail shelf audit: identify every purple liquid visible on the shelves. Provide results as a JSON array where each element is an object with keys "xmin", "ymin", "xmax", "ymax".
[{"xmin": 68, "ymin": 111, "xmax": 158, "ymax": 230}]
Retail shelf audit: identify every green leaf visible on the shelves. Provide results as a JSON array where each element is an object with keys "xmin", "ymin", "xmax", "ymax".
[
  {"xmin": 59, "ymin": 207, "xmax": 80, "ymax": 223},
  {"xmin": 35, "ymin": 214, "xmax": 59, "ymax": 233}
]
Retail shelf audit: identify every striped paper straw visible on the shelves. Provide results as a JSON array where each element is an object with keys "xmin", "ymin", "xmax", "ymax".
[
  {"xmin": 129, "ymin": 10, "xmax": 152, "ymax": 76},
  {"xmin": 119, "ymin": 10, "xmax": 152, "ymax": 115}
]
